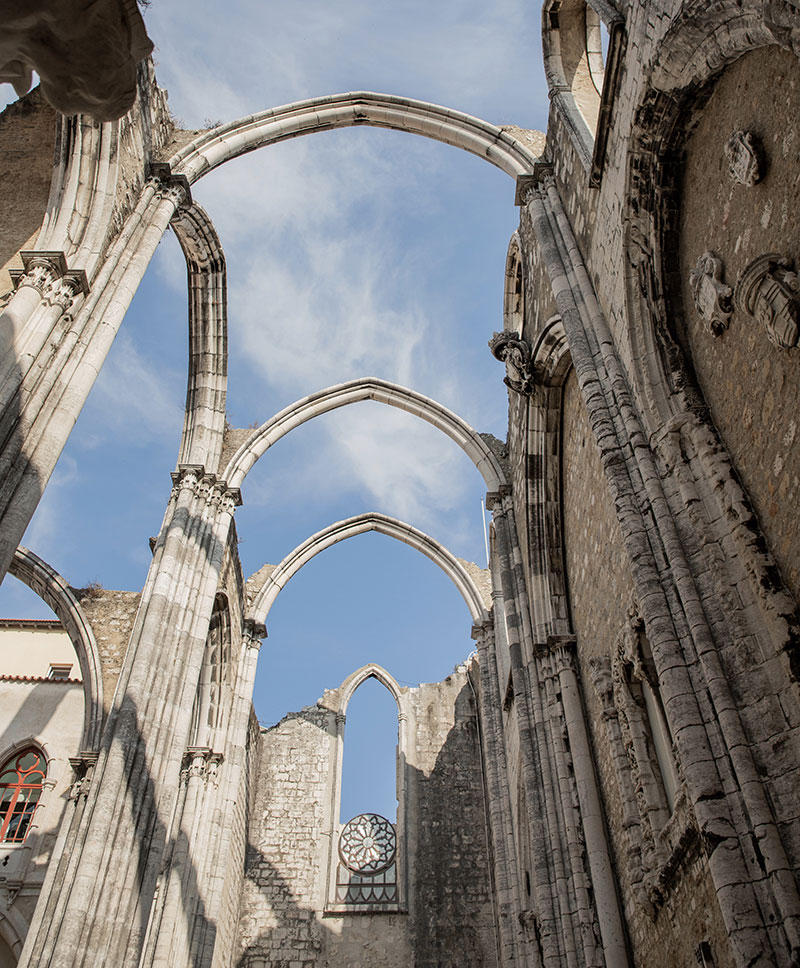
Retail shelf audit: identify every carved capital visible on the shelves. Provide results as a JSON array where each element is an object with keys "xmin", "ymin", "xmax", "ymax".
[
  {"xmin": 489, "ymin": 330, "xmax": 538, "ymax": 396},
  {"xmin": 515, "ymin": 164, "xmax": 553, "ymax": 206},
  {"xmin": 182, "ymin": 747, "xmax": 223, "ymax": 783},
  {"xmin": 689, "ymin": 251, "xmax": 733, "ymax": 336},
  {"xmin": 170, "ymin": 464, "xmax": 242, "ymax": 510},
  {"xmin": 470, "ymin": 618, "xmax": 494, "ymax": 649},
  {"xmin": 535, "ymin": 634, "xmax": 577, "ymax": 670},
  {"xmin": 724, "ymin": 130, "xmax": 764, "ymax": 187},
  {"xmin": 485, "ymin": 486, "xmax": 512, "ymax": 516},
  {"xmin": 68, "ymin": 751, "xmax": 99, "ymax": 800},
  {"xmin": 8, "ymin": 253, "xmax": 87, "ymax": 314},
  {"xmin": 735, "ymin": 253, "xmax": 800, "ymax": 349},
  {"xmin": 149, "ymin": 161, "xmax": 193, "ymax": 211},
  {"xmin": 243, "ymin": 618, "xmax": 268, "ymax": 647}
]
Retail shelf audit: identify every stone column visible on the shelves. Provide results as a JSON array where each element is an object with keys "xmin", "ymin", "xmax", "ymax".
[
  {"xmin": 472, "ymin": 617, "xmax": 529, "ymax": 968},
  {"xmin": 488, "ymin": 490, "xmax": 568, "ymax": 966},
  {"xmin": 0, "ymin": 167, "xmax": 190, "ymax": 585},
  {"xmin": 18, "ymin": 464, "xmax": 238, "ymax": 968},
  {"xmin": 541, "ymin": 636, "xmax": 629, "ymax": 968},
  {"xmin": 524, "ymin": 176, "xmax": 800, "ymax": 966}
]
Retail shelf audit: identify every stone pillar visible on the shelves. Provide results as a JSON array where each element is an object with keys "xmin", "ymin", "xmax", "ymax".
[
  {"xmin": 488, "ymin": 490, "xmax": 567, "ymax": 966},
  {"xmin": 18, "ymin": 464, "xmax": 238, "ymax": 968},
  {"xmin": 471, "ymin": 617, "xmax": 529, "ymax": 968},
  {"xmin": 540, "ymin": 636, "xmax": 629, "ymax": 968},
  {"xmin": 523, "ymin": 176, "xmax": 800, "ymax": 966},
  {"xmin": 0, "ymin": 168, "xmax": 190, "ymax": 585}
]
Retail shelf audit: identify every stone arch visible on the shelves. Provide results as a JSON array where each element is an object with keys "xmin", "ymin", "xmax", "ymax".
[
  {"xmin": 335, "ymin": 662, "xmax": 404, "ymax": 715},
  {"xmin": 526, "ymin": 316, "xmax": 573, "ymax": 640},
  {"xmin": 168, "ymin": 92, "xmax": 541, "ymax": 185},
  {"xmin": 542, "ymin": 0, "xmax": 615, "ymax": 168},
  {"xmin": 8, "ymin": 547, "xmax": 104, "ymax": 751},
  {"xmin": 171, "ymin": 203, "xmax": 228, "ymax": 472},
  {"xmin": 223, "ymin": 377, "xmax": 507, "ymax": 493},
  {"xmin": 325, "ymin": 662, "xmax": 408, "ymax": 911},
  {"xmin": 248, "ymin": 512, "xmax": 489, "ymax": 628}
]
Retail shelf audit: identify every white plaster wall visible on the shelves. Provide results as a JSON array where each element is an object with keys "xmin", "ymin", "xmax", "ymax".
[
  {"xmin": 0, "ymin": 679, "xmax": 84, "ymax": 957},
  {"xmin": 0, "ymin": 625, "xmax": 78, "ymax": 679}
]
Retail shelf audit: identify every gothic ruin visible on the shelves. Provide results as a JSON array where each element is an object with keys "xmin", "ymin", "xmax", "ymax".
[{"xmin": 0, "ymin": 0, "xmax": 799, "ymax": 966}]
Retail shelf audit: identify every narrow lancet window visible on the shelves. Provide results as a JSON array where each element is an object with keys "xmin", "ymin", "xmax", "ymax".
[{"xmin": 334, "ymin": 672, "xmax": 401, "ymax": 909}]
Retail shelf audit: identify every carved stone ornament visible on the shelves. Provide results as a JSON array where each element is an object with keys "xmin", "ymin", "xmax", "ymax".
[
  {"xmin": 735, "ymin": 253, "xmax": 800, "ymax": 349},
  {"xmin": 688, "ymin": 251, "xmax": 733, "ymax": 336},
  {"xmin": 724, "ymin": 130, "xmax": 764, "ymax": 187},
  {"xmin": 488, "ymin": 331, "xmax": 537, "ymax": 395}
]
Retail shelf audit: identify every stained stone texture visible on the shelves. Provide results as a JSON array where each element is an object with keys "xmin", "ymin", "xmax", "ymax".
[
  {"xmin": 560, "ymin": 369, "xmax": 733, "ymax": 968},
  {"xmin": 70, "ymin": 587, "xmax": 141, "ymax": 717},
  {"xmin": 675, "ymin": 44, "xmax": 800, "ymax": 606},
  {"xmin": 235, "ymin": 664, "xmax": 497, "ymax": 968},
  {"xmin": 2, "ymin": 4, "xmax": 800, "ymax": 967},
  {"xmin": 0, "ymin": 89, "xmax": 57, "ymax": 298}
]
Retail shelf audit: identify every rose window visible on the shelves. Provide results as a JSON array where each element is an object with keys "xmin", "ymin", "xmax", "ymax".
[{"xmin": 335, "ymin": 813, "xmax": 398, "ymax": 906}]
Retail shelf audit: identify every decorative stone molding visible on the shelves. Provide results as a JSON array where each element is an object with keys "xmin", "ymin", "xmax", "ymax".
[
  {"xmin": 242, "ymin": 618, "xmax": 267, "ymax": 646},
  {"xmin": 724, "ymin": 130, "xmax": 764, "ymax": 186},
  {"xmin": 688, "ymin": 251, "xmax": 733, "ymax": 336},
  {"xmin": 735, "ymin": 253, "xmax": 800, "ymax": 349},
  {"xmin": 514, "ymin": 164, "xmax": 553, "ymax": 205},
  {"xmin": 7, "ymin": 252, "xmax": 89, "ymax": 314},
  {"xmin": 169, "ymin": 463, "xmax": 242, "ymax": 510},
  {"xmin": 182, "ymin": 747, "xmax": 224, "ymax": 784},
  {"xmin": 149, "ymin": 162, "xmax": 193, "ymax": 212},
  {"xmin": 68, "ymin": 752, "xmax": 99, "ymax": 801},
  {"xmin": 489, "ymin": 331, "xmax": 538, "ymax": 396}
]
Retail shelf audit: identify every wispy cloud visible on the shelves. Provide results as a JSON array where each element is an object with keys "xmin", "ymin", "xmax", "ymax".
[{"xmin": 86, "ymin": 331, "xmax": 184, "ymax": 444}]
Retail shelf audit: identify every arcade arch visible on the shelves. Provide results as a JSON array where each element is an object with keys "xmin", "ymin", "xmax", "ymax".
[
  {"xmin": 247, "ymin": 512, "xmax": 489, "ymax": 629},
  {"xmin": 168, "ymin": 91, "xmax": 541, "ymax": 186},
  {"xmin": 7, "ymin": 547, "xmax": 104, "ymax": 751},
  {"xmin": 223, "ymin": 377, "xmax": 507, "ymax": 494}
]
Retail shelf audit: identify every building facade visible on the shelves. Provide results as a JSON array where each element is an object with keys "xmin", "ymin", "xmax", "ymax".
[{"xmin": 0, "ymin": 1, "xmax": 798, "ymax": 965}]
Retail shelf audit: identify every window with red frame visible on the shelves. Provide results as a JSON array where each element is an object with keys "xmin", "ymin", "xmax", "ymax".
[{"xmin": 0, "ymin": 748, "xmax": 46, "ymax": 843}]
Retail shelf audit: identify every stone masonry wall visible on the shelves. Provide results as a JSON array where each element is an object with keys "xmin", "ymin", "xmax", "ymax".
[
  {"xmin": 72, "ymin": 587, "xmax": 141, "ymax": 719},
  {"xmin": 235, "ymin": 662, "xmax": 497, "ymax": 967},
  {"xmin": 561, "ymin": 368, "xmax": 734, "ymax": 968},
  {"xmin": 675, "ymin": 44, "xmax": 800, "ymax": 607},
  {"xmin": 406, "ymin": 666, "xmax": 498, "ymax": 968},
  {"xmin": 0, "ymin": 89, "xmax": 57, "ymax": 298}
]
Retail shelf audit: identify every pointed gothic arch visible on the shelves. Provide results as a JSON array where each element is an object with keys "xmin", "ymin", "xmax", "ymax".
[
  {"xmin": 223, "ymin": 377, "xmax": 507, "ymax": 493},
  {"xmin": 248, "ymin": 512, "xmax": 489, "ymax": 628},
  {"xmin": 8, "ymin": 547, "xmax": 104, "ymax": 751},
  {"xmin": 168, "ymin": 92, "xmax": 541, "ymax": 186}
]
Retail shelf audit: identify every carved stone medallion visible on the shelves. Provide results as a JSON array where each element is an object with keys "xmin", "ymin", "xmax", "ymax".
[
  {"xmin": 723, "ymin": 130, "xmax": 764, "ymax": 187},
  {"xmin": 688, "ymin": 252, "xmax": 733, "ymax": 336},
  {"xmin": 488, "ymin": 331, "xmax": 537, "ymax": 395},
  {"xmin": 735, "ymin": 253, "xmax": 800, "ymax": 349}
]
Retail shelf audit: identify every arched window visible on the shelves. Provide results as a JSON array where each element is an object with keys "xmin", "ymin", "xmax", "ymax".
[
  {"xmin": 0, "ymin": 748, "xmax": 46, "ymax": 844},
  {"xmin": 542, "ymin": 0, "xmax": 624, "ymax": 182},
  {"xmin": 504, "ymin": 239, "xmax": 525, "ymax": 337},
  {"xmin": 190, "ymin": 594, "xmax": 232, "ymax": 747},
  {"xmin": 328, "ymin": 667, "xmax": 404, "ymax": 912}
]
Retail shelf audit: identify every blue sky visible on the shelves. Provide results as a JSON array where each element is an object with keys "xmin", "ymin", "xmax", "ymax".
[{"xmin": 0, "ymin": 0, "xmax": 550, "ymax": 820}]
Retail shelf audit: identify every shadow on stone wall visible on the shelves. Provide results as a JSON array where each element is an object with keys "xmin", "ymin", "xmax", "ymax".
[{"xmin": 235, "ymin": 679, "xmax": 499, "ymax": 968}]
